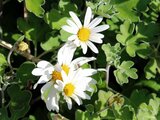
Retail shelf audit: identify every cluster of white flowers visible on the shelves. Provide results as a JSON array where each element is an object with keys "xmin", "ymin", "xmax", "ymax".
[{"xmin": 32, "ymin": 7, "xmax": 109, "ymax": 112}]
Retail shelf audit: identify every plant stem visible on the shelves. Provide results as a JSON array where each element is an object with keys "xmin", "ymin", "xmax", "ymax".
[
  {"xmin": 0, "ymin": 39, "xmax": 40, "ymax": 62},
  {"xmin": 106, "ymin": 64, "xmax": 111, "ymax": 87},
  {"xmin": 37, "ymin": 47, "xmax": 56, "ymax": 59}
]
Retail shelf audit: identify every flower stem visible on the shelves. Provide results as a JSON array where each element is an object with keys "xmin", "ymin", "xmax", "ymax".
[{"xmin": 106, "ymin": 64, "xmax": 111, "ymax": 87}]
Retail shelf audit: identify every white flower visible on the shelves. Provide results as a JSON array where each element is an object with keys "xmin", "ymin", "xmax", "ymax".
[
  {"xmin": 41, "ymin": 81, "xmax": 59, "ymax": 112},
  {"xmin": 32, "ymin": 60, "xmax": 54, "ymax": 89},
  {"xmin": 62, "ymin": 7, "xmax": 109, "ymax": 54},
  {"xmin": 54, "ymin": 43, "xmax": 96, "ymax": 77},
  {"xmin": 54, "ymin": 68, "xmax": 97, "ymax": 110},
  {"xmin": 31, "ymin": 44, "xmax": 96, "ymax": 112},
  {"xmin": 31, "ymin": 61, "xmax": 59, "ymax": 112}
]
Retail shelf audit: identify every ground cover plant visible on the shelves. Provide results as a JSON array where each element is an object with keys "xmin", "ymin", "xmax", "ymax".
[{"xmin": 0, "ymin": 0, "xmax": 160, "ymax": 120}]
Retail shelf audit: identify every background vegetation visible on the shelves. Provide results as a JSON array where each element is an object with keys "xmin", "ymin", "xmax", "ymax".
[{"xmin": 0, "ymin": 0, "xmax": 160, "ymax": 119}]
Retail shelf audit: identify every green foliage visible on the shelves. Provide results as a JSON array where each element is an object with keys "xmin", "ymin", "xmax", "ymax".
[
  {"xmin": 15, "ymin": 62, "xmax": 36, "ymax": 87},
  {"xmin": 137, "ymin": 94, "xmax": 160, "ymax": 120},
  {"xmin": 7, "ymin": 84, "xmax": 31, "ymax": 120},
  {"xmin": 44, "ymin": 0, "xmax": 77, "ymax": 30},
  {"xmin": 114, "ymin": 61, "xmax": 138, "ymax": 85},
  {"xmin": 1, "ymin": 0, "xmax": 160, "ymax": 119},
  {"xmin": 40, "ymin": 33, "xmax": 60, "ymax": 51},
  {"xmin": 102, "ymin": 43, "xmax": 121, "ymax": 66},
  {"xmin": 18, "ymin": 0, "xmax": 45, "ymax": 17},
  {"xmin": 0, "ymin": 53, "xmax": 7, "ymax": 75},
  {"xmin": 144, "ymin": 59, "xmax": 158, "ymax": 79}
]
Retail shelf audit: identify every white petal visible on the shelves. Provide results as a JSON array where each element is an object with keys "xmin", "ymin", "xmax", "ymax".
[
  {"xmin": 73, "ymin": 39, "xmax": 80, "ymax": 46},
  {"xmin": 71, "ymin": 94, "xmax": 82, "ymax": 105},
  {"xmin": 33, "ymin": 75, "xmax": 52, "ymax": 89},
  {"xmin": 54, "ymin": 63, "xmax": 61, "ymax": 72},
  {"xmin": 88, "ymin": 16, "xmax": 103, "ymax": 28},
  {"xmin": 69, "ymin": 11, "xmax": 82, "ymax": 28},
  {"xmin": 91, "ymin": 25, "xmax": 109, "ymax": 33},
  {"xmin": 80, "ymin": 42, "xmax": 88, "ymax": 54},
  {"xmin": 79, "ymin": 68, "xmax": 97, "ymax": 77},
  {"xmin": 87, "ymin": 41, "xmax": 99, "ymax": 53},
  {"xmin": 65, "ymin": 96, "xmax": 72, "ymax": 110},
  {"xmin": 71, "ymin": 57, "xmax": 96, "ymax": 68},
  {"xmin": 84, "ymin": 7, "xmax": 92, "ymax": 27},
  {"xmin": 41, "ymin": 81, "xmax": 53, "ymax": 97},
  {"xmin": 57, "ymin": 43, "xmax": 76, "ymax": 66},
  {"xmin": 45, "ymin": 67, "xmax": 54, "ymax": 75},
  {"xmin": 64, "ymin": 46, "xmax": 76, "ymax": 65},
  {"xmin": 89, "ymin": 37, "xmax": 103, "ymax": 44},
  {"xmin": 32, "ymin": 68, "xmax": 43, "ymax": 76},
  {"xmin": 37, "ymin": 60, "xmax": 53, "ymax": 68},
  {"xmin": 62, "ymin": 25, "xmax": 77, "ymax": 34},
  {"xmin": 67, "ymin": 19, "xmax": 79, "ymax": 31},
  {"xmin": 61, "ymin": 70, "xmax": 69, "ymax": 83},
  {"xmin": 43, "ymin": 85, "xmax": 59, "ymax": 112},
  {"xmin": 75, "ymin": 90, "xmax": 90, "ymax": 100},
  {"xmin": 54, "ymin": 80, "xmax": 64, "ymax": 91},
  {"xmin": 90, "ymin": 33, "xmax": 104, "ymax": 39},
  {"xmin": 68, "ymin": 35, "xmax": 77, "ymax": 41}
]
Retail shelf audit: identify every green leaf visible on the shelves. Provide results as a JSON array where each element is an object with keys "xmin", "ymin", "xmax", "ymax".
[
  {"xmin": 137, "ymin": 94, "xmax": 160, "ymax": 120},
  {"xmin": 7, "ymin": 84, "xmax": 31, "ymax": 120},
  {"xmin": 116, "ymin": 20, "xmax": 135, "ymax": 46},
  {"xmin": 144, "ymin": 59, "xmax": 157, "ymax": 79},
  {"xmin": 112, "ymin": 0, "xmax": 139, "ymax": 22},
  {"xmin": 25, "ymin": 0, "xmax": 45, "ymax": 18},
  {"xmin": 75, "ymin": 109, "xmax": 100, "ymax": 120},
  {"xmin": 136, "ymin": 80, "xmax": 160, "ymax": 91},
  {"xmin": 59, "ymin": 0, "xmax": 77, "ymax": 12},
  {"xmin": 59, "ymin": 29, "xmax": 71, "ymax": 42},
  {"xmin": 16, "ymin": 61, "xmax": 36, "ymax": 87},
  {"xmin": 85, "ymin": 104, "xmax": 94, "ymax": 112},
  {"xmin": 44, "ymin": 9, "xmax": 69, "ymax": 30},
  {"xmin": 0, "ymin": 53, "xmax": 7, "ymax": 75},
  {"xmin": 17, "ymin": 16, "xmax": 48, "ymax": 42},
  {"xmin": 95, "ymin": 90, "xmax": 114, "ymax": 111},
  {"xmin": 102, "ymin": 43, "xmax": 121, "ymax": 66},
  {"xmin": 86, "ymin": 0, "xmax": 116, "ymax": 18},
  {"xmin": 0, "ymin": 108, "xmax": 10, "ymax": 120},
  {"xmin": 40, "ymin": 33, "xmax": 60, "ymax": 51},
  {"xmin": 130, "ymin": 89, "xmax": 151, "ymax": 108},
  {"xmin": 114, "ymin": 61, "xmax": 138, "ymax": 85}
]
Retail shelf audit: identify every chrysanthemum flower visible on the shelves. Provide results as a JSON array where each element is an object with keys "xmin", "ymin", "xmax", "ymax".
[
  {"xmin": 62, "ymin": 7, "xmax": 109, "ymax": 54},
  {"xmin": 40, "ymin": 81, "xmax": 59, "ymax": 112},
  {"xmin": 31, "ymin": 61, "xmax": 59, "ymax": 112},
  {"xmin": 32, "ymin": 44, "xmax": 96, "ymax": 112},
  {"xmin": 32, "ymin": 60, "xmax": 55, "ymax": 89},
  {"xmin": 54, "ymin": 68, "xmax": 97, "ymax": 110},
  {"xmin": 54, "ymin": 43, "xmax": 96, "ymax": 80}
]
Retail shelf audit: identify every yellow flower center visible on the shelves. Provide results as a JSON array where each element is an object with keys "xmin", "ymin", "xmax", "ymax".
[
  {"xmin": 52, "ymin": 64, "xmax": 70, "ymax": 81},
  {"xmin": 52, "ymin": 71, "xmax": 62, "ymax": 81},
  {"xmin": 63, "ymin": 83, "xmax": 75, "ymax": 97},
  {"xmin": 77, "ymin": 27, "xmax": 90, "ymax": 42},
  {"xmin": 62, "ymin": 64, "xmax": 70, "ymax": 75}
]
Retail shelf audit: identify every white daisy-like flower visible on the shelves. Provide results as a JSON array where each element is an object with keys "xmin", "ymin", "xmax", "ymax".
[
  {"xmin": 31, "ymin": 44, "xmax": 96, "ymax": 112},
  {"xmin": 40, "ymin": 81, "xmax": 59, "ymax": 112},
  {"xmin": 54, "ymin": 68, "xmax": 97, "ymax": 110},
  {"xmin": 54, "ymin": 42, "xmax": 96, "ymax": 77},
  {"xmin": 32, "ymin": 44, "xmax": 95, "ymax": 89},
  {"xmin": 32, "ymin": 60, "xmax": 54, "ymax": 89},
  {"xmin": 62, "ymin": 7, "xmax": 109, "ymax": 54},
  {"xmin": 31, "ymin": 61, "xmax": 59, "ymax": 112}
]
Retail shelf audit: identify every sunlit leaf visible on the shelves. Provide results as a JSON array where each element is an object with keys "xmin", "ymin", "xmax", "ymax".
[
  {"xmin": 114, "ymin": 61, "xmax": 138, "ymax": 85},
  {"xmin": 25, "ymin": 0, "xmax": 45, "ymax": 18}
]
